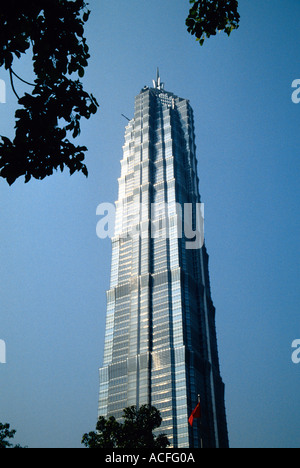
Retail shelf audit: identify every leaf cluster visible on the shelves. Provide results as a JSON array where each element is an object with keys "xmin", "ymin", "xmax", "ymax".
[
  {"xmin": 0, "ymin": 0, "xmax": 99, "ymax": 185},
  {"xmin": 186, "ymin": 0, "xmax": 240, "ymax": 46},
  {"xmin": 82, "ymin": 405, "xmax": 170, "ymax": 449},
  {"xmin": 0, "ymin": 423, "xmax": 25, "ymax": 449}
]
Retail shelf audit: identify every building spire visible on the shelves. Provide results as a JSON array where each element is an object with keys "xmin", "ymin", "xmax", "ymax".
[{"xmin": 153, "ymin": 68, "xmax": 164, "ymax": 90}]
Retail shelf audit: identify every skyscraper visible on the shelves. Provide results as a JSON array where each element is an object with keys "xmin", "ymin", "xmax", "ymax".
[{"xmin": 98, "ymin": 72, "xmax": 229, "ymax": 448}]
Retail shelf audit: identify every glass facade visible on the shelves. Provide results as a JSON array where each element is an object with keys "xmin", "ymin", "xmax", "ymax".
[{"xmin": 98, "ymin": 75, "xmax": 229, "ymax": 448}]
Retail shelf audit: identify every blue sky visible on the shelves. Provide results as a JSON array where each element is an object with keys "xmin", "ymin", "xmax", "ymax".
[{"xmin": 0, "ymin": 0, "xmax": 299, "ymax": 448}]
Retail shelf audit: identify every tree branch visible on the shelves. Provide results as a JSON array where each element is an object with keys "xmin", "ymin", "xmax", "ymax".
[
  {"xmin": 8, "ymin": 68, "xmax": 20, "ymax": 100},
  {"xmin": 10, "ymin": 68, "xmax": 35, "ymax": 87}
]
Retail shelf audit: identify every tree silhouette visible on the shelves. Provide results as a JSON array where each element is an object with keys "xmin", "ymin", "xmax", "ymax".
[
  {"xmin": 186, "ymin": 0, "xmax": 240, "ymax": 46},
  {"xmin": 82, "ymin": 405, "xmax": 170, "ymax": 449},
  {"xmin": 0, "ymin": 423, "xmax": 26, "ymax": 448},
  {"xmin": 0, "ymin": 0, "xmax": 98, "ymax": 186}
]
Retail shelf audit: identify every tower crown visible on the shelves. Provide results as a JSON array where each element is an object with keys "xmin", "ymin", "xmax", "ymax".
[{"xmin": 152, "ymin": 68, "xmax": 164, "ymax": 90}]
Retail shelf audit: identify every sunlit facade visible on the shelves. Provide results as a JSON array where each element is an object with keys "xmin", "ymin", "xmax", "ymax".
[{"xmin": 98, "ymin": 73, "xmax": 229, "ymax": 448}]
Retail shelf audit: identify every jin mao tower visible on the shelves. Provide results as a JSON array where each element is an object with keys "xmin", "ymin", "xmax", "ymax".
[{"xmin": 98, "ymin": 72, "xmax": 229, "ymax": 448}]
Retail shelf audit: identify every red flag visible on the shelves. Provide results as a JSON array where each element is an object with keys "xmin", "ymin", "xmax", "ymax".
[{"xmin": 189, "ymin": 402, "xmax": 201, "ymax": 427}]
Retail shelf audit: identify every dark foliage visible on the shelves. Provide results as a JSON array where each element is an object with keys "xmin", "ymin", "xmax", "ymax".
[
  {"xmin": 82, "ymin": 405, "xmax": 170, "ymax": 449},
  {"xmin": 186, "ymin": 0, "xmax": 240, "ymax": 46},
  {"xmin": 0, "ymin": 0, "xmax": 99, "ymax": 185},
  {"xmin": 0, "ymin": 423, "xmax": 25, "ymax": 448}
]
